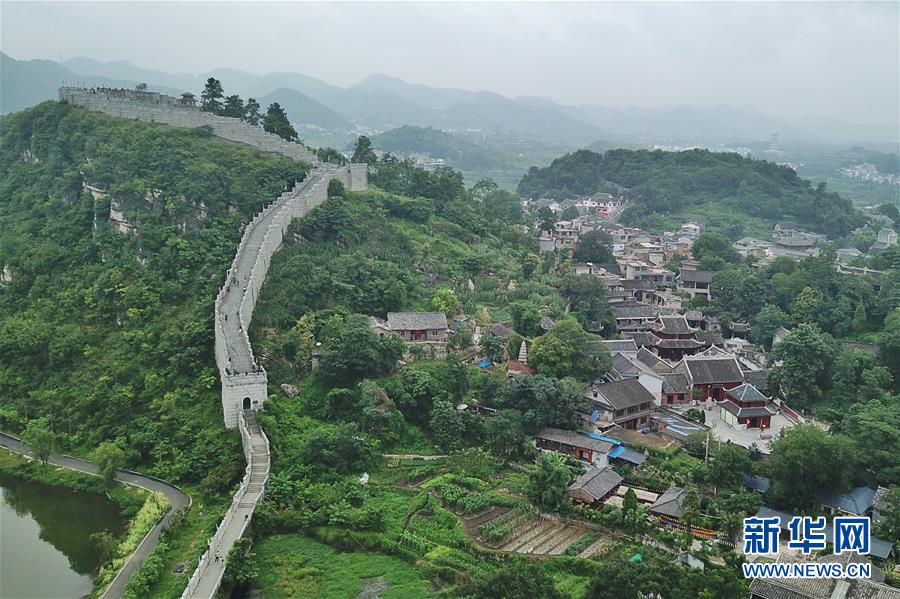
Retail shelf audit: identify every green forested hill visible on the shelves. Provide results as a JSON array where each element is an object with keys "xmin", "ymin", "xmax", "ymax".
[
  {"xmin": 371, "ymin": 125, "xmax": 499, "ymax": 170},
  {"xmin": 0, "ymin": 101, "xmax": 308, "ymax": 491},
  {"xmin": 517, "ymin": 148, "xmax": 864, "ymax": 238}
]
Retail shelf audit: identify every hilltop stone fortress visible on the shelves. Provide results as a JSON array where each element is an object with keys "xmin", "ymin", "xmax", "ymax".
[{"xmin": 60, "ymin": 87, "xmax": 367, "ymax": 598}]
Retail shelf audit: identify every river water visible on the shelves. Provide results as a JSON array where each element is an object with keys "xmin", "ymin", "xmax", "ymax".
[{"xmin": 0, "ymin": 472, "xmax": 126, "ymax": 599}]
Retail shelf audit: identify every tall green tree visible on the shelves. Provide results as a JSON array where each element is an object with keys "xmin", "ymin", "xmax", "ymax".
[
  {"xmin": 501, "ymin": 375, "xmax": 582, "ymax": 433},
  {"xmin": 318, "ymin": 315, "xmax": 404, "ymax": 386},
  {"xmin": 559, "ymin": 274, "xmax": 614, "ymax": 331},
  {"xmin": 21, "ymin": 419, "xmax": 54, "ymax": 465},
  {"xmin": 840, "ymin": 399, "xmax": 900, "ymax": 485},
  {"xmin": 222, "ymin": 94, "xmax": 245, "ymax": 118},
  {"xmin": 768, "ymin": 323, "xmax": 837, "ymax": 408},
  {"xmin": 879, "ymin": 309, "xmax": 900, "ymax": 381},
  {"xmin": 92, "ymin": 441, "xmax": 125, "ymax": 486},
  {"xmin": 199, "ymin": 77, "xmax": 224, "ymax": 114},
  {"xmin": 244, "ymin": 97, "xmax": 261, "ymax": 125},
  {"xmin": 263, "ymin": 102, "xmax": 299, "ymax": 142},
  {"xmin": 708, "ymin": 443, "xmax": 752, "ymax": 489},
  {"xmin": 526, "ymin": 452, "xmax": 572, "ymax": 512},
  {"xmin": 751, "ymin": 304, "xmax": 790, "ymax": 350},
  {"xmin": 692, "ymin": 232, "xmax": 741, "ymax": 270},
  {"xmin": 529, "ymin": 319, "xmax": 611, "ymax": 380},
  {"xmin": 573, "ymin": 229, "xmax": 614, "ymax": 264},
  {"xmin": 767, "ymin": 424, "xmax": 853, "ymax": 509},
  {"xmin": 351, "ymin": 136, "xmax": 378, "ymax": 165}
]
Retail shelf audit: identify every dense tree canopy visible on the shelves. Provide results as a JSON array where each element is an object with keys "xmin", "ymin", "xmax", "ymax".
[
  {"xmin": 529, "ymin": 319, "xmax": 611, "ymax": 380},
  {"xmin": 0, "ymin": 102, "xmax": 305, "ymax": 490},
  {"xmin": 517, "ymin": 148, "xmax": 863, "ymax": 237}
]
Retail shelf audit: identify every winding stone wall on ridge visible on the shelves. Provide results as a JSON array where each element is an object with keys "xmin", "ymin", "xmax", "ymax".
[
  {"xmin": 59, "ymin": 87, "xmax": 319, "ymax": 163},
  {"xmin": 59, "ymin": 87, "xmax": 367, "ymax": 599}
]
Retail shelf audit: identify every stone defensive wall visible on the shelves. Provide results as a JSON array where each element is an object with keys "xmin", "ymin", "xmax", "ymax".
[
  {"xmin": 215, "ymin": 165, "xmax": 365, "ymax": 427},
  {"xmin": 59, "ymin": 87, "xmax": 319, "ymax": 164},
  {"xmin": 58, "ymin": 86, "xmax": 367, "ymax": 598}
]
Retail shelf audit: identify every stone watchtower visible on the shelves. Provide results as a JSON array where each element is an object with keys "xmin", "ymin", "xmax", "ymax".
[{"xmin": 221, "ymin": 371, "xmax": 267, "ymax": 428}]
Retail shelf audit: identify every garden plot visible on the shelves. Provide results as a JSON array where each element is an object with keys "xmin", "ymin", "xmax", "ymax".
[
  {"xmin": 488, "ymin": 518, "xmax": 587, "ymax": 556},
  {"xmin": 577, "ymin": 537, "xmax": 615, "ymax": 559}
]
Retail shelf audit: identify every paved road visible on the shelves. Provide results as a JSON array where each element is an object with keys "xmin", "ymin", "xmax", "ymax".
[{"xmin": 0, "ymin": 431, "xmax": 191, "ymax": 599}]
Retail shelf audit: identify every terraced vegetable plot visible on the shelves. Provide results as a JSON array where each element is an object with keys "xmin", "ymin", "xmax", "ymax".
[{"xmin": 470, "ymin": 510, "xmax": 601, "ymax": 557}]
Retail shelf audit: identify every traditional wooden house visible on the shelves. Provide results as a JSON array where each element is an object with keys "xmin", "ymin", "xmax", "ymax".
[
  {"xmin": 584, "ymin": 378, "xmax": 656, "ymax": 431},
  {"xmin": 385, "ymin": 312, "xmax": 448, "ymax": 342},
  {"xmin": 649, "ymin": 314, "xmax": 704, "ymax": 360},
  {"xmin": 533, "ymin": 427, "xmax": 613, "ymax": 467},
  {"xmin": 566, "ymin": 466, "xmax": 624, "ymax": 507},
  {"xmin": 680, "ymin": 352, "xmax": 744, "ymax": 401},
  {"xmin": 661, "ymin": 373, "xmax": 692, "ymax": 406},
  {"xmin": 648, "ymin": 486, "xmax": 689, "ymax": 520},
  {"xmin": 719, "ymin": 383, "xmax": 776, "ymax": 429}
]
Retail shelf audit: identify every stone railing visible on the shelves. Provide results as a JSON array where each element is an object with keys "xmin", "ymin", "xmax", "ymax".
[{"xmin": 179, "ymin": 411, "xmax": 268, "ymax": 598}]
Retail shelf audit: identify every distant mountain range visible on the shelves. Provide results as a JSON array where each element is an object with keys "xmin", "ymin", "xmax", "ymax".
[{"xmin": 2, "ymin": 52, "xmax": 896, "ymax": 144}]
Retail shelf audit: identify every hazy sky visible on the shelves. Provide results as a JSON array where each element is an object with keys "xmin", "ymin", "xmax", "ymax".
[{"xmin": 2, "ymin": 1, "xmax": 898, "ymax": 123}]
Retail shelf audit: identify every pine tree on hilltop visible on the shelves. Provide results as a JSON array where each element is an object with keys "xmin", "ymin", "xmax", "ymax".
[
  {"xmin": 200, "ymin": 77, "xmax": 225, "ymax": 114},
  {"xmin": 263, "ymin": 102, "xmax": 299, "ymax": 142}
]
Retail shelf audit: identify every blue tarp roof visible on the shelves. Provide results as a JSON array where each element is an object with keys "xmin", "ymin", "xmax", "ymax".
[
  {"xmin": 588, "ymin": 432, "xmax": 623, "ymax": 446},
  {"xmin": 609, "ymin": 446, "xmax": 626, "ymax": 458}
]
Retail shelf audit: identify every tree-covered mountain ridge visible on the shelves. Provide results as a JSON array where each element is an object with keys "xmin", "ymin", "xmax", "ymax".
[
  {"xmin": 518, "ymin": 148, "xmax": 864, "ymax": 238},
  {"xmin": 0, "ymin": 101, "xmax": 308, "ymax": 493}
]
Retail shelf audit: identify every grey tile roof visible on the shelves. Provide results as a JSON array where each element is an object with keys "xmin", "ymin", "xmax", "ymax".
[
  {"xmin": 776, "ymin": 236, "xmax": 817, "ymax": 247},
  {"xmin": 747, "ymin": 554, "xmax": 900, "ymax": 599},
  {"xmin": 613, "ymin": 303, "xmax": 657, "ymax": 319},
  {"xmin": 623, "ymin": 332, "xmax": 658, "ymax": 347},
  {"xmin": 684, "ymin": 356, "xmax": 744, "ymax": 385},
  {"xmin": 651, "ymin": 315, "xmax": 696, "ymax": 335},
  {"xmin": 603, "ymin": 339, "xmax": 638, "ymax": 354},
  {"xmin": 819, "ymin": 486, "xmax": 877, "ymax": 516},
  {"xmin": 656, "ymin": 338, "xmax": 705, "ymax": 349},
  {"xmin": 743, "ymin": 369, "xmax": 768, "ymax": 390},
  {"xmin": 649, "ymin": 486, "xmax": 688, "ymax": 518},
  {"xmin": 540, "ymin": 316, "xmax": 556, "ymax": 331},
  {"xmin": 636, "ymin": 347, "xmax": 664, "ymax": 368},
  {"xmin": 695, "ymin": 330, "xmax": 725, "ymax": 346},
  {"xmin": 679, "ymin": 270, "xmax": 715, "ymax": 283},
  {"xmin": 567, "ymin": 466, "xmax": 624, "ymax": 500},
  {"xmin": 489, "ymin": 323, "xmax": 513, "ymax": 337},
  {"xmin": 726, "ymin": 383, "xmax": 769, "ymax": 403},
  {"xmin": 662, "ymin": 373, "xmax": 691, "ymax": 394},
  {"xmin": 611, "ymin": 353, "xmax": 643, "ymax": 378},
  {"xmin": 615, "ymin": 448, "xmax": 648, "ymax": 465},
  {"xmin": 535, "ymin": 427, "xmax": 614, "ymax": 455},
  {"xmin": 756, "ymin": 506, "xmax": 795, "ymax": 530},
  {"xmin": 386, "ymin": 312, "xmax": 448, "ymax": 331},
  {"xmin": 720, "ymin": 401, "xmax": 776, "ymax": 418},
  {"xmin": 590, "ymin": 378, "xmax": 656, "ymax": 411}
]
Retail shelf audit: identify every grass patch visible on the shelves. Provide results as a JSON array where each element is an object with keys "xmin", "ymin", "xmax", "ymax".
[
  {"xmin": 143, "ymin": 485, "xmax": 230, "ymax": 599},
  {"xmin": 254, "ymin": 534, "xmax": 432, "ymax": 599}
]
